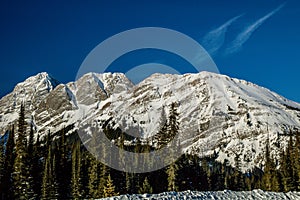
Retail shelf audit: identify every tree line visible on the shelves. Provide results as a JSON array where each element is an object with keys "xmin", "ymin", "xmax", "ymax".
[{"xmin": 0, "ymin": 103, "xmax": 300, "ymax": 199}]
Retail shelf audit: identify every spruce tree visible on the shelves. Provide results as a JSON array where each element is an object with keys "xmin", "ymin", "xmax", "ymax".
[
  {"xmin": 3, "ymin": 126, "xmax": 15, "ymax": 199},
  {"xmin": 201, "ymin": 158, "xmax": 211, "ymax": 190},
  {"xmin": 262, "ymin": 136, "xmax": 272, "ymax": 191},
  {"xmin": 26, "ymin": 123, "xmax": 36, "ymax": 199},
  {"xmin": 168, "ymin": 102, "xmax": 179, "ymax": 142},
  {"xmin": 125, "ymin": 172, "xmax": 133, "ymax": 194},
  {"xmin": 166, "ymin": 162, "xmax": 178, "ymax": 191},
  {"xmin": 56, "ymin": 127, "xmax": 70, "ymax": 199},
  {"xmin": 41, "ymin": 141, "xmax": 58, "ymax": 199},
  {"xmin": 0, "ymin": 139, "xmax": 5, "ymax": 199},
  {"xmin": 103, "ymin": 174, "xmax": 118, "ymax": 197},
  {"xmin": 98, "ymin": 163, "xmax": 109, "ymax": 197},
  {"xmin": 290, "ymin": 131, "xmax": 300, "ymax": 191},
  {"xmin": 165, "ymin": 102, "xmax": 180, "ymax": 192},
  {"xmin": 27, "ymin": 123, "xmax": 34, "ymax": 159},
  {"xmin": 139, "ymin": 177, "xmax": 153, "ymax": 194},
  {"xmin": 13, "ymin": 104, "xmax": 32, "ymax": 199},
  {"xmin": 155, "ymin": 102, "xmax": 179, "ymax": 148},
  {"xmin": 280, "ymin": 134, "xmax": 294, "ymax": 191},
  {"xmin": 88, "ymin": 131, "xmax": 102, "ymax": 198},
  {"xmin": 88, "ymin": 154, "xmax": 100, "ymax": 198},
  {"xmin": 223, "ymin": 159, "xmax": 230, "ymax": 189},
  {"xmin": 79, "ymin": 150, "xmax": 90, "ymax": 198},
  {"xmin": 233, "ymin": 152, "xmax": 244, "ymax": 191},
  {"xmin": 295, "ymin": 131, "xmax": 300, "ymax": 190},
  {"xmin": 71, "ymin": 141, "xmax": 82, "ymax": 199},
  {"xmin": 32, "ymin": 134, "xmax": 42, "ymax": 197},
  {"xmin": 154, "ymin": 107, "xmax": 168, "ymax": 147},
  {"xmin": 98, "ymin": 136, "xmax": 110, "ymax": 197}
]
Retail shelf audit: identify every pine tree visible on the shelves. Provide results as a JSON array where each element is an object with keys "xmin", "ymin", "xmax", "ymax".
[
  {"xmin": 3, "ymin": 126, "xmax": 15, "ymax": 199},
  {"xmin": 154, "ymin": 106, "xmax": 168, "ymax": 147},
  {"xmin": 244, "ymin": 173, "xmax": 252, "ymax": 191},
  {"xmin": 223, "ymin": 159, "xmax": 230, "ymax": 189},
  {"xmin": 88, "ymin": 154, "xmax": 100, "ymax": 198},
  {"xmin": 166, "ymin": 162, "xmax": 178, "ymax": 191},
  {"xmin": 168, "ymin": 102, "xmax": 179, "ymax": 142},
  {"xmin": 71, "ymin": 141, "xmax": 82, "ymax": 199},
  {"xmin": 41, "ymin": 142, "xmax": 50, "ymax": 199},
  {"xmin": 271, "ymin": 170, "xmax": 280, "ymax": 192},
  {"xmin": 56, "ymin": 127, "xmax": 70, "ymax": 199},
  {"xmin": 98, "ymin": 136, "xmax": 110, "ymax": 197},
  {"xmin": 79, "ymin": 151, "xmax": 90, "ymax": 198},
  {"xmin": 125, "ymin": 172, "xmax": 133, "ymax": 194},
  {"xmin": 103, "ymin": 174, "xmax": 118, "ymax": 197},
  {"xmin": 87, "ymin": 131, "xmax": 103, "ymax": 198},
  {"xmin": 0, "ymin": 139, "xmax": 5, "ymax": 199},
  {"xmin": 139, "ymin": 177, "xmax": 153, "ymax": 194},
  {"xmin": 233, "ymin": 152, "xmax": 244, "ymax": 191},
  {"xmin": 31, "ymin": 134, "xmax": 42, "ymax": 197},
  {"xmin": 280, "ymin": 134, "xmax": 294, "ymax": 191},
  {"xmin": 261, "ymin": 137, "xmax": 280, "ymax": 192},
  {"xmin": 201, "ymin": 158, "xmax": 211, "ymax": 190},
  {"xmin": 295, "ymin": 131, "xmax": 300, "ymax": 190},
  {"xmin": 13, "ymin": 104, "xmax": 32, "ymax": 199},
  {"xmin": 27, "ymin": 123, "xmax": 34, "ymax": 159},
  {"xmin": 41, "ymin": 141, "xmax": 58, "ymax": 199},
  {"xmin": 289, "ymin": 130, "xmax": 300, "ymax": 191},
  {"xmin": 262, "ymin": 136, "xmax": 272, "ymax": 191},
  {"xmin": 51, "ymin": 152, "xmax": 59, "ymax": 198},
  {"xmin": 26, "ymin": 123, "xmax": 36, "ymax": 199},
  {"xmin": 98, "ymin": 163, "xmax": 109, "ymax": 197},
  {"xmin": 155, "ymin": 102, "xmax": 179, "ymax": 148}
]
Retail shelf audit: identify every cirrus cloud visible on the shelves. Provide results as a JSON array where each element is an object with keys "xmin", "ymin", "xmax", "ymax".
[{"xmin": 225, "ymin": 3, "xmax": 286, "ymax": 55}]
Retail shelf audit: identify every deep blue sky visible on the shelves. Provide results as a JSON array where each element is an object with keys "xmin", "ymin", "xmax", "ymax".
[{"xmin": 0, "ymin": 0, "xmax": 299, "ymax": 102}]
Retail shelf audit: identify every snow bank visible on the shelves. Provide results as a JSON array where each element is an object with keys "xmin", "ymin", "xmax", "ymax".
[{"xmin": 100, "ymin": 190, "xmax": 300, "ymax": 200}]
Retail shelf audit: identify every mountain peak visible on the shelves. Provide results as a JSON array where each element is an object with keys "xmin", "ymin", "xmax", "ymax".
[
  {"xmin": 14, "ymin": 72, "xmax": 59, "ymax": 92},
  {"xmin": 1, "ymin": 71, "xmax": 300, "ymax": 171}
]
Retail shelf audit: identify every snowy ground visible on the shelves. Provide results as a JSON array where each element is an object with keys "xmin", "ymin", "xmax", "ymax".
[{"xmin": 101, "ymin": 190, "xmax": 300, "ymax": 200}]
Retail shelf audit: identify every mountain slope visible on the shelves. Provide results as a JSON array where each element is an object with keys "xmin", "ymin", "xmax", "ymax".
[
  {"xmin": 0, "ymin": 72, "xmax": 59, "ymax": 134},
  {"xmin": 0, "ymin": 71, "xmax": 299, "ymax": 171}
]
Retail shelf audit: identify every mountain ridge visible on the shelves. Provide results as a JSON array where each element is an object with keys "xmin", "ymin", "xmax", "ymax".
[{"xmin": 1, "ymin": 71, "xmax": 300, "ymax": 171}]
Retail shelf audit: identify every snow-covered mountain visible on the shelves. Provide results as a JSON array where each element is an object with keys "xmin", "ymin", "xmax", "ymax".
[{"xmin": 0, "ymin": 71, "xmax": 300, "ymax": 171}]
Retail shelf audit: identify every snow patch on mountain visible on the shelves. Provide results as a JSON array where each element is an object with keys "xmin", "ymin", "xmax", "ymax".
[{"xmin": 0, "ymin": 71, "xmax": 300, "ymax": 171}]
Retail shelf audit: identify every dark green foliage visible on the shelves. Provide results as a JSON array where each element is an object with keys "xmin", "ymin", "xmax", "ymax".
[
  {"xmin": 41, "ymin": 133, "xmax": 58, "ymax": 199},
  {"xmin": 56, "ymin": 128, "xmax": 71, "ymax": 199},
  {"xmin": 13, "ymin": 104, "xmax": 34, "ymax": 199},
  {"xmin": 71, "ymin": 141, "xmax": 82, "ymax": 199},
  {"xmin": 0, "ymin": 139, "xmax": 5, "ymax": 198},
  {"xmin": 103, "ymin": 174, "xmax": 118, "ymax": 197},
  {"xmin": 139, "ymin": 177, "xmax": 153, "ymax": 194},
  {"xmin": 2, "ymin": 104, "xmax": 300, "ymax": 199},
  {"xmin": 27, "ymin": 123, "xmax": 40, "ymax": 198},
  {"xmin": 2, "ymin": 126, "xmax": 15, "ymax": 199},
  {"xmin": 154, "ymin": 102, "xmax": 179, "ymax": 148},
  {"xmin": 261, "ymin": 135, "xmax": 280, "ymax": 191},
  {"xmin": 279, "ymin": 131, "xmax": 300, "ymax": 192},
  {"xmin": 166, "ymin": 162, "xmax": 178, "ymax": 191}
]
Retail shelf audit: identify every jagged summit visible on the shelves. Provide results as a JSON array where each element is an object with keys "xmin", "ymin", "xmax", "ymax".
[{"xmin": 0, "ymin": 71, "xmax": 300, "ymax": 171}]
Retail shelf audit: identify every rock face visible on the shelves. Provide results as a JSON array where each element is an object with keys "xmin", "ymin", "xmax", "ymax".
[
  {"xmin": 0, "ymin": 71, "xmax": 300, "ymax": 171},
  {"xmin": 0, "ymin": 72, "xmax": 59, "ymax": 134}
]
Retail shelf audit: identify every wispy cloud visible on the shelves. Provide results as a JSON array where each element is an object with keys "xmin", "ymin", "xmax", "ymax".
[
  {"xmin": 202, "ymin": 14, "xmax": 243, "ymax": 55},
  {"xmin": 225, "ymin": 3, "xmax": 286, "ymax": 55}
]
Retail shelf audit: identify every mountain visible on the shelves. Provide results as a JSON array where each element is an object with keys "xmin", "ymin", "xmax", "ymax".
[
  {"xmin": 0, "ymin": 71, "xmax": 299, "ymax": 171},
  {"xmin": 0, "ymin": 72, "xmax": 60, "ymax": 134}
]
